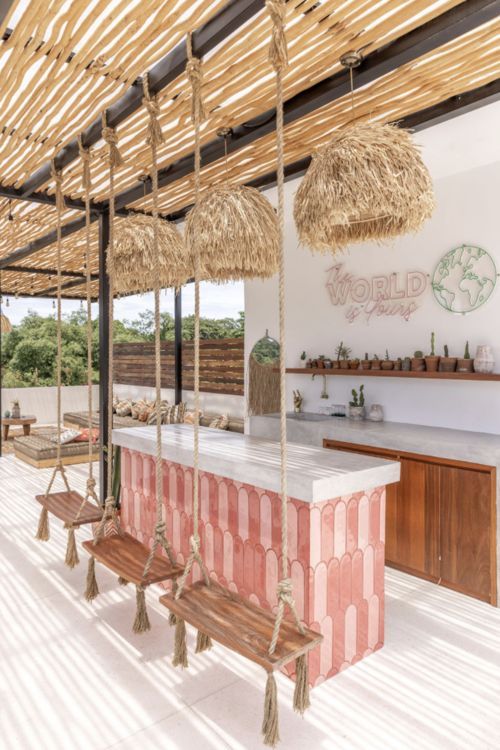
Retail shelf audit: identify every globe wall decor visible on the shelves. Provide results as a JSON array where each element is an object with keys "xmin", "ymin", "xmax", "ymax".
[{"xmin": 432, "ymin": 244, "xmax": 497, "ymax": 313}]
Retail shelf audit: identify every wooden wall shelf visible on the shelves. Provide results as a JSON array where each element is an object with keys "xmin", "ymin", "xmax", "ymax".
[{"xmin": 286, "ymin": 368, "xmax": 500, "ymax": 382}]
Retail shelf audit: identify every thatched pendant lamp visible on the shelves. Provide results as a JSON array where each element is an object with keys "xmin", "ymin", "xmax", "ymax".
[
  {"xmin": 294, "ymin": 121, "xmax": 435, "ymax": 254},
  {"xmin": 185, "ymin": 184, "xmax": 280, "ymax": 282},
  {"xmin": 112, "ymin": 212, "xmax": 191, "ymax": 293}
]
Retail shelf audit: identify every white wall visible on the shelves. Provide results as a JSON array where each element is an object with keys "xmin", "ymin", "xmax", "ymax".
[
  {"xmin": 245, "ymin": 103, "xmax": 500, "ymax": 434},
  {"xmin": 1, "ymin": 385, "xmax": 100, "ymax": 425}
]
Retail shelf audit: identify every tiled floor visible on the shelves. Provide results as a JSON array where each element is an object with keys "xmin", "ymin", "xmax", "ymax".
[{"xmin": 1, "ymin": 454, "xmax": 499, "ymax": 750}]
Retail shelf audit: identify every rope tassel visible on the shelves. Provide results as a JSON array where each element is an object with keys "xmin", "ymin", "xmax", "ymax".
[
  {"xmin": 195, "ymin": 630, "xmax": 212, "ymax": 654},
  {"xmin": 293, "ymin": 654, "xmax": 310, "ymax": 715},
  {"xmin": 133, "ymin": 585, "xmax": 151, "ymax": 634},
  {"xmin": 84, "ymin": 556, "xmax": 99, "ymax": 601},
  {"xmin": 35, "ymin": 506, "xmax": 50, "ymax": 541},
  {"xmin": 262, "ymin": 672, "xmax": 280, "ymax": 747},
  {"xmin": 64, "ymin": 525, "xmax": 79, "ymax": 569},
  {"xmin": 172, "ymin": 618, "xmax": 188, "ymax": 668}
]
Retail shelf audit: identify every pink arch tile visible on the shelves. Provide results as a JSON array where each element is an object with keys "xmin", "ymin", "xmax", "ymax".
[
  {"xmin": 209, "ymin": 476, "xmax": 219, "ymax": 526},
  {"xmin": 260, "ymin": 493, "xmax": 272, "ymax": 549},
  {"xmin": 380, "ymin": 488, "xmax": 386, "ymax": 543},
  {"xmin": 238, "ymin": 487, "xmax": 249, "ymax": 540},
  {"xmin": 122, "ymin": 449, "xmax": 131, "ymax": 487},
  {"xmin": 200, "ymin": 474, "xmax": 209, "ymax": 521},
  {"xmin": 172, "ymin": 508, "xmax": 180, "ymax": 553},
  {"xmin": 308, "ymin": 622, "xmax": 322, "ymax": 687},
  {"xmin": 214, "ymin": 526, "xmax": 224, "ymax": 576},
  {"xmin": 357, "ymin": 598, "xmax": 369, "ymax": 655},
  {"xmin": 379, "ymin": 592, "xmax": 385, "ymax": 646},
  {"xmin": 368, "ymin": 594, "xmax": 380, "ymax": 649},
  {"xmin": 369, "ymin": 491, "xmax": 381, "ymax": 545},
  {"xmin": 270, "ymin": 492, "xmax": 282, "ymax": 551},
  {"xmin": 182, "ymin": 468, "xmax": 191, "ymax": 516},
  {"xmin": 223, "ymin": 531, "xmax": 233, "ymax": 583},
  {"xmin": 265, "ymin": 548, "xmax": 279, "ymax": 608},
  {"xmin": 321, "ymin": 503, "xmax": 334, "ymax": 561},
  {"xmin": 233, "ymin": 535, "xmax": 244, "ymax": 589},
  {"xmin": 248, "ymin": 489, "xmax": 261, "ymax": 544},
  {"xmin": 327, "ymin": 558, "xmax": 340, "ymax": 618},
  {"xmin": 374, "ymin": 541, "xmax": 385, "ymax": 597},
  {"xmin": 346, "ymin": 497, "xmax": 358, "ymax": 554},
  {"xmin": 133, "ymin": 491, "xmax": 142, "ymax": 531},
  {"xmin": 363, "ymin": 545, "xmax": 374, "ymax": 600},
  {"xmin": 286, "ymin": 502, "xmax": 298, "ymax": 561},
  {"xmin": 334, "ymin": 501, "xmax": 346, "ymax": 559},
  {"xmin": 357, "ymin": 494, "xmax": 369, "ymax": 550},
  {"xmin": 254, "ymin": 543, "xmax": 266, "ymax": 604},
  {"xmin": 313, "ymin": 561, "xmax": 328, "ymax": 622},
  {"xmin": 339, "ymin": 553, "xmax": 352, "ymax": 611},
  {"xmin": 180, "ymin": 512, "xmax": 190, "ymax": 558},
  {"xmin": 344, "ymin": 604, "xmax": 357, "ymax": 663},
  {"xmin": 168, "ymin": 465, "xmax": 177, "ymax": 506},
  {"xmin": 310, "ymin": 506, "xmax": 322, "ymax": 569},
  {"xmin": 297, "ymin": 504, "xmax": 310, "ymax": 561},
  {"xmin": 218, "ymin": 480, "xmax": 228, "ymax": 531},
  {"xmin": 243, "ymin": 540, "xmax": 255, "ymax": 592},
  {"xmin": 319, "ymin": 615, "xmax": 333, "ymax": 679},
  {"xmin": 333, "ymin": 610, "xmax": 346, "ymax": 671},
  {"xmin": 351, "ymin": 549, "xmax": 363, "ymax": 605},
  {"xmin": 291, "ymin": 559, "xmax": 306, "ymax": 620},
  {"xmin": 131, "ymin": 452, "xmax": 142, "ymax": 492},
  {"xmin": 204, "ymin": 522, "xmax": 214, "ymax": 572},
  {"xmin": 228, "ymin": 483, "xmax": 238, "ymax": 536}
]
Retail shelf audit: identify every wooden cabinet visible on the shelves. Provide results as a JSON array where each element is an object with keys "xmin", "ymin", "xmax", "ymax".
[{"xmin": 324, "ymin": 439, "xmax": 497, "ymax": 605}]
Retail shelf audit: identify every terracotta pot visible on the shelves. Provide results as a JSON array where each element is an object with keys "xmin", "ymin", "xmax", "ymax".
[
  {"xmin": 349, "ymin": 360, "xmax": 360, "ymax": 370},
  {"xmin": 425, "ymin": 356, "xmax": 440, "ymax": 372},
  {"xmin": 456, "ymin": 358, "xmax": 474, "ymax": 373},
  {"xmin": 339, "ymin": 360, "xmax": 350, "ymax": 369},
  {"xmin": 370, "ymin": 360, "xmax": 381, "ymax": 370},
  {"xmin": 393, "ymin": 360, "xmax": 402, "ymax": 371},
  {"xmin": 324, "ymin": 360, "xmax": 333, "ymax": 369},
  {"xmin": 332, "ymin": 360, "xmax": 340, "ymax": 370},
  {"xmin": 317, "ymin": 359, "xmax": 325, "ymax": 368},
  {"xmin": 411, "ymin": 357, "xmax": 426, "ymax": 372},
  {"xmin": 381, "ymin": 360, "xmax": 394, "ymax": 370},
  {"xmin": 439, "ymin": 357, "xmax": 457, "ymax": 372},
  {"xmin": 361, "ymin": 360, "xmax": 371, "ymax": 370}
]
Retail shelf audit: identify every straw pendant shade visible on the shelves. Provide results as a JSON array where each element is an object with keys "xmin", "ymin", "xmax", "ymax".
[
  {"xmin": 1, "ymin": 313, "xmax": 12, "ymax": 333},
  {"xmin": 185, "ymin": 184, "xmax": 280, "ymax": 282},
  {"xmin": 294, "ymin": 122, "xmax": 435, "ymax": 254},
  {"xmin": 111, "ymin": 213, "xmax": 191, "ymax": 293}
]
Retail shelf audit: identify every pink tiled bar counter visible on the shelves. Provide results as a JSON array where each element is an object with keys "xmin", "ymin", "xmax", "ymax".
[{"xmin": 114, "ymin": 425, "xmax": 400, "ymax": 686}]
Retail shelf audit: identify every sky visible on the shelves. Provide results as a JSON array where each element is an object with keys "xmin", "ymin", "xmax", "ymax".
[{"xmin": 3, "ymin": 280, "xmax": 244, "ymax": 326}]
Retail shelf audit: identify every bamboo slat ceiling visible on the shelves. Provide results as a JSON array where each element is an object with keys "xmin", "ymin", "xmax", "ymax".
[{"xmin": 0, "ymin": 0, "xmax": 499, "ymax": 299}]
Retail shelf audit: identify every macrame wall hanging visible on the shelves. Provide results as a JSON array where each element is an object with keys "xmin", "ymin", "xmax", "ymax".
[{"xmin": 294, "ymin": 50, "xmax": 435, "ymax": 254}]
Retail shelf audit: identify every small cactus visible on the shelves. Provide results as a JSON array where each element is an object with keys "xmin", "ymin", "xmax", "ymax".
[
  {"xmin": 464, "ymin": 341, "xmax": 470, "ymax": 359},
  {"xmin": 414, "ymin": 350, "xmax": 423, "ymax": 358},
  {"xmin": 364, "ymin": 352, "xmax": 369, "ymax": 360},
  {"xmin": 385, "ymin": 349, "xmax": 390, "ymax": 360},
  {"xmin": 430, "ymin": 332, "xmax": 435, "ymax": 356},
  {"xmin": 444, "ymin": 344, "xmax": 449, "ymax": 358}
]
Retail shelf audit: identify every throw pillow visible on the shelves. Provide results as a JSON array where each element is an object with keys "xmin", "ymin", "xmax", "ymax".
[
  {"xmin": 49, "ymin": 428, "xmax": 80, "ymax": 445},
  {"xmin": 209, "ymin": 414, "xmax": 229, "ymax": 430},
  {"xmin": 74, "ymin": 428, "xmax": 99, "ymax": 444}
]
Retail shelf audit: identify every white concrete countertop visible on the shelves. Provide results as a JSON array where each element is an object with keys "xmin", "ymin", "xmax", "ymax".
[{"xmin": 112, "ymin": 423, "xmax": 400, "ymax": 503}]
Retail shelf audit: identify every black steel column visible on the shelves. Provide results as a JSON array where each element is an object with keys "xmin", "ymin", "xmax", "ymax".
[
  {"xmin": 174, "ymin": 288, "xmax": 182, "ymax": 404},
  {"xmin": 98, "ymin": 210, "xmax": 110, "ymax": 501}
]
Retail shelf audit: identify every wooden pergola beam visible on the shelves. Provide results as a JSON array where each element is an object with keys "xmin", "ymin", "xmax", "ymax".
[{"xmin": 18, "ymin": 0, "xmax": 264, "ymax": 200}]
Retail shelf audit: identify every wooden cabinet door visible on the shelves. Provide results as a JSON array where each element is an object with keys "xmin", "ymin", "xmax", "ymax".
[
  {"xmin": 386, "ymin": 458, "xmax": 439, "ymax": 579},
  {"xmin": 439, "ymin": 465, "xmax": 495, "ymax": 603}
]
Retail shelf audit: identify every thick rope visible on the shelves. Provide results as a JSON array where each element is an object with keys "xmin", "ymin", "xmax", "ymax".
[
  {"xmin": 266, "ymin": 0, "xmax": 304, "ymax": 656},
  {"xmin": 175, "ymin": 32, "xmax": 209, "ymax": 600},
  {"xmin": 141, "ymin": 76, "xmax": 176, "ymax": 582}
]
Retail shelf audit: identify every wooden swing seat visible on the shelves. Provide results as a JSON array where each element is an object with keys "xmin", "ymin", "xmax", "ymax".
[
  {"xmin": 35, "ymin": 491, "xmax": 103, "ymax": 527},
  {"xmin": 82, "ymin": 532, "xmax": 183, "ymax": 586},
  {"xmin": 159, "ymin": 580, "xmax": 323, "ymax": 672}
]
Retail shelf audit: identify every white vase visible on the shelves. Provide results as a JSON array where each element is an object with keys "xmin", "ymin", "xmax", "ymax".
[
  {"xmin": 368, "ymin": 404, "xmax": 384, "ymax": 422},
  {"xmin": 474, "ymin": 345, "xmax": 495, "ymax": 374}
]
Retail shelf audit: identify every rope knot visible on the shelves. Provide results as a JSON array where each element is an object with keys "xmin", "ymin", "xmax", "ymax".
[
  {"xmin": 155, "ymin": 521, "xmax": 166, "ymax": 537},
  {"xmin": 186, "ymin": 57, "xmax": 206, "ymax": 124},
  {"xmin": 102, "ymin": 125, "xmax": 124, "ymax": 168},
  {"xmin": 142, "ymin": 95, "xmax": 164, "ymax": 146},
  {"xmin": 50, "ymin": 162, "xmax": 66, "ymax": 212},
  {"xmin": 86, "ymin": 477, "xmax": 96, "ymax": 493},
  {"xmin": 277, "ymin": 578, "xmax": 293, "ymax": 600},
  {"xmin": 189, "ymin": 534, "xmax": 200, "ymax": 555},
  {"xmin": 266, "ymin": 0, "xmax": 288, "ymax": 70},
  {"xmin": 78, "ymin": 136, "xmax": 92, "ymax": 191}
]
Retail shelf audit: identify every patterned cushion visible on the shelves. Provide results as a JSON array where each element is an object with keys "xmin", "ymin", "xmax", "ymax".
[
  {"xmin": 184, "ymin": 410, "xmax": 203, "ymax": 425},
  {"xmin": 163, "ymin": 402, "xmax": 186, "ymax": 425},
  {"xmin": 208, "ymin": 414, "xmax": 229, "ymax": 430},
  {"xmin": 147, "ymin": 402, "xmax": 170, "ymax": 425},
  {"xmin": 73, "ymin": 428, "xmax": 99, "ymax": 444},
  {"xmin": 49, "ymin": 428, "xmax": 80, "ymax": 444},
  {"xmin": 115, "ymin": 399, "xmax": 133, "ymax": 417}
]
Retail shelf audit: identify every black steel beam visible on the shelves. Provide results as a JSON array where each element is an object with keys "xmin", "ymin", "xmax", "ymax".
[
  {"xmin": 4, "ymin": 264, "xmax": 98, "ymax": 280},
  {"xmin": 19, "ymin": 0, "xmax": 264, "ymax": 199},
  {"xmin": 0, "ymin": 183, "xmax": 94, "ymax": 212},
  {"xmin": 174, "ymin": 289, "xmax": 182, "ymax": 404},
  {"xmin": 0, "ymin": 0, "xmax": 14, "ymax": 27},
  {"xmin": 115, "ymin": 0, "xmax": 500, "ymax": 211},
  {"xmin": 32, "ymin": 275, "xmax": 94, "ymax": 297},
  {"xmin": 98, "ymin": 211, "xmax": 110, "ymax": 501}
]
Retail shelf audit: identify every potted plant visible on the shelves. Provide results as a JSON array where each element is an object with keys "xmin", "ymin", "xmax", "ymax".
[
  {"xmin": 402, "ymin": 356, "xmax": 411, "ymax": 372},
  {"xmin": 381, "ymin": 349, "xmax": 394, "ymax": 370},
  {"xmin": 300, "ymin": 351, "xmax": 307, "ymax": 367},
  {"xmin": 411, "ymin": 350, "xmax": 425, "ymax": 372},
  {"xmin": 439, "ymin": 344, "xmax": 457, "ymax": 372},
  {"xmin": 335, "ymin": 341, "xmax": 351, "ymax": 369},
  {"xmin": 324, "ymin": 357, "xmax": 333, "ymax": 369},
  {"xmin": 424, "ymin": 332, "xmax": 440, "ymax": 372},
  {"xmin": 317, "ymin": 355, "xmax": 325, "ymax": 369},
  {"xmin": 371, "ymin": 354, "xmax": 381, "ymax": 370},
  {"xmin": 349, "ymin": 357, "xmax": 360, "ymax": 370},
  {"xmin": 306, "ymin": 358, "xmax": 313, "ymax": 369},
  {"xmin": 349, "ymin": 385, "xmax": 365, "ymax": 420},
  {"xmin": 393, "ymin": 357, "xmax": 402, "ymax": 371},
  {"xmin": 332, "ymin": 356, "xmax": 340, "ymax": 370},
  {"xmin": 456, "ymin": 341, "xmax": 474, "ymax": 373},
  {"xmin": 361, "ymin": 352, "xmax": 371, "ymax": 370}
]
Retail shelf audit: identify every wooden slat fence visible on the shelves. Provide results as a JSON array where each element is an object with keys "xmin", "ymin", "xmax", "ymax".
[{"xmin": 113, "ymin": 338, "xmax": 244, "ymax": 396}]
